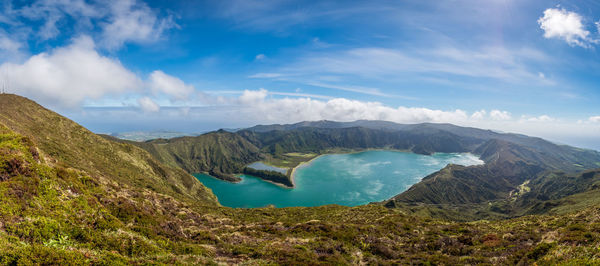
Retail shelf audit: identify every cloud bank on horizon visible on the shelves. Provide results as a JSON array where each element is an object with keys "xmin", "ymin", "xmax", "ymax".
[{"xmin": 0, "ymin": 0, "xmax": 599, "ymax": 150}]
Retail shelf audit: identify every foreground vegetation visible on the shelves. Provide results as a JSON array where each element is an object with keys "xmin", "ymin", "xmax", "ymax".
[
  {"xmin": 1, "ymin": 128, "xmax": 600, "ymax": 264},
  {"xmin": 2, "ymin": 94, "xmax": 600, "ymax": 264}
]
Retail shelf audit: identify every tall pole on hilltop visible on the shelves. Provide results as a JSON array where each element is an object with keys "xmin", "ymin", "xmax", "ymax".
[
  {"xmin": 0, "ymin": 73, "xmax": 4, "ymax": 94},
  {"xmin": 0, "ymin": 68, "xmax": 7, "ymax": 94}
]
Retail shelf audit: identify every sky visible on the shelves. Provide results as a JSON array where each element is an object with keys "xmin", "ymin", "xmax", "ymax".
[{"xmin": 0, "ymin": 0, "xmax": 599, "ymax": 150}]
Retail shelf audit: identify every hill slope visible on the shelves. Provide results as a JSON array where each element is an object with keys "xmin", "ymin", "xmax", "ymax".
[
  {"xmin": 0, "ymin": 94, "xmax": 217, "ymax": 205},
  {"xmin": 386, "ymin": 136, "xmax": 600, "ymax": 207},
  {"xmin": 122, "ymin": 130, "xmax": 263, "ymax": 182},
  {"xmin": 1, "ymin": 94, "xmax": 600, "ymax": 264}
]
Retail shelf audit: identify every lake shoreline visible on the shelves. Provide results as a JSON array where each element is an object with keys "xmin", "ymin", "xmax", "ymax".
[
  {"xmin": 288, "ymin": 154, "xmax": 326, "ymax": 188},
  {"xmin": 197, "ymin": 151, "xmax": 483, "ymax": 208}
]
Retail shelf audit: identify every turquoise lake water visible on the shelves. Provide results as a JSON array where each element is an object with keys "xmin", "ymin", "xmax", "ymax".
[{"xmin": 194, "ymin": 150, "xmax": 483, "ymax": 208}]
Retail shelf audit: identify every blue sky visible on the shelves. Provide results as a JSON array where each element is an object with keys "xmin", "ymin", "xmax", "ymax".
[{"xmin": 0, "ymin": 0, "xmax": 599, "ymax": 149}]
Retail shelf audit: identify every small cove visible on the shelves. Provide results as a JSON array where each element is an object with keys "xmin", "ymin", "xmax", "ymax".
[{"xmin": 195, "ymin": 150, "xmax": 483, "ymax": 208}]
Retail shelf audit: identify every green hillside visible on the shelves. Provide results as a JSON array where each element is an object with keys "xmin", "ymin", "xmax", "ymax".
[
  {"xmin": 2, "ymin": 94, "xmax": 600, "ymax": 264},
  {"xmin": 0, "ymin": 94, "xmax": 217, "ymax": 205},
  {"xmin": 130, "ymin": 130, "xmax": 263, "ymax": 182}
]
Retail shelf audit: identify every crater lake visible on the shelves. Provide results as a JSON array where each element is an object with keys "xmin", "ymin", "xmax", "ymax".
[{"xmin": 195, "ymin": 150, "xmax": 483, "ymax": 208}]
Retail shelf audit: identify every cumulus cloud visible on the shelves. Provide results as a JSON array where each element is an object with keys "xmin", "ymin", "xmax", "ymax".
[
  {"xmin": 101, "ymin": 0, "xmax": 176, "ymax": 50},
  {"xmin": 137, "ymin": 97, "xmax": 160, "ymax": 112},
  {"xmin": 255, "ymin": 54, "xmax": 266, "ymax": 60},
  {"xmin": 470, "ymin": 110, "xmax": 486, "ymax": 120},
  {"xmin": 0, "ymin": 35, "xmax": 201, "ymax": 109},
  {"xmin": 0, "ymin": 35, "xmax": 142, "ymax": 107},
  {"xmin": 521, "ymin": 115, "xmax": 555, "ymax": 122},
  {"xmin": 538, "ymin": 8, "xmax": 595, "ymax": 47},
  {"xmin": 148, "ymin": 70, "xmax": 194, "ymax": 101},
  {"xmin": 238, "ymin": 88, "xmax": 269, "ymax": 105},
  {"xmin": 232, "ymin": 89, "xmax": 469, "ymax": 124}
]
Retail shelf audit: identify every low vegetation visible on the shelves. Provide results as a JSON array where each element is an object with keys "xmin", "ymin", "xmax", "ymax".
[{"xmin": 1, "ymin": 94, "xmax": 600, "ymax": 264}]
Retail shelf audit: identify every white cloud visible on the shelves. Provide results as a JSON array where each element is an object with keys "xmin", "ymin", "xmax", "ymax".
[
  {"xmin": 12, "ymin": 0, "xmax": 175, "ymax": 50},
  {"xmin": 521, "ymin": 115, "xmax": 555, "ymax": 123},
  {"xmin": 148, "ymin": 70, "xmax": 194, "ymax": 101},
  {"xmin": 238, "ymin": 88, "xmax": 269, "ymax": 105},
  {"xmin": 490, "ymin": 110, "xmax": 511, "ymax": 121},
  {"xmin": 137, "ymin": 97, "xmax": 160, "ymax": 112},
  {"xmin": 101, "ymin": 0, "xmax": 176, "ymax": 50},
  {"xmin": 589, "ymin": 116, "xmax": 600, "ymax": 123},
  {"xmin": 0, "ymin": 35, "xmax": 142, "ymax": 107},
  {"xmin": 255, "ymin": 54, "xmax": 266, "ymax": 60},
  {"xmin": 538, "ymin": 8, "xmax": 593, "ymax": 47},
  {"xmin": 471, "ymin": 110, "xmax": 486, "ymax": 120},
  {"xmin": 0, "ymin": 33, "xmax": 21, "ymax": 52},
  {"xmin": 19, "ymin": 0, "xmax": 102, "ymax": 41},
  {"xmin": 0, "ymin": 28, "xmax": 30, "ymax": 62},
  {"xmin": 233, "ymin": 89, "xmax": 469, "ymax": 124}
]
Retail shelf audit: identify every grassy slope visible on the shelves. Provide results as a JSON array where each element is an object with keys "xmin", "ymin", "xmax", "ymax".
[
  {"xmin": 125, "ymin": 130, "xmax": 263, "ymax": 182},
  {"xmin": 385, "ymin": 138, "xmax": 600, "ymax": 213},
  {"xmin": 0, "ymin": 94, "xmax": 217, "ymax": 205},
  {"xmin": 385, "ymin": 170, "xmax": 600, "ymax": 222},
  {"xmin": 1, "ymin": 94, "xmax": 600, "ymax": 264},
  {"xmin": 493, "ymin": 169, "xmax": 600, "ymax": 217}
]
